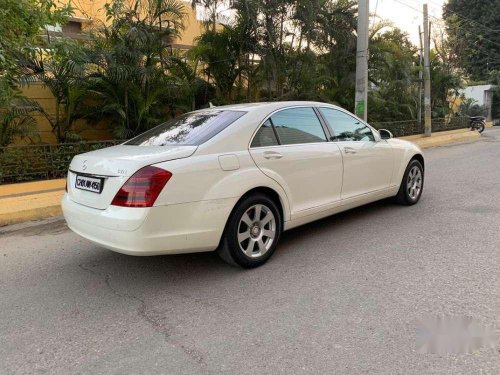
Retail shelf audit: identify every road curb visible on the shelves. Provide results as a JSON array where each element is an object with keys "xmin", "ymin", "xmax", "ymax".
[
  {"xmin": 0, "ymin": 204, "xmax": 62, "ymax": 227},
  {"xmin": 400, "ymin": 128, "xmax": 480, "ymax": 148},
  {"xmin": 0, "ymin": 185, "xmax": 65, "ymax": 227}
]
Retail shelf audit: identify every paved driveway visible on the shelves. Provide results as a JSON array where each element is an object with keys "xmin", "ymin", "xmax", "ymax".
[{"xmin": 2, "ymin": 128, "xmax": 500, "ymax": 374}]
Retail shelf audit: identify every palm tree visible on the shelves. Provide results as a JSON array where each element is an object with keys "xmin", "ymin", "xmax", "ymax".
[
  {"xmin": 0, "ymin": 81, "xmax": 39, "ymax": 146},
  {"xmin": 85, "ymin": 0, "xmax": 187, "ymax": 138},
  {"xmin": 368, "ymin": 28, "xmax": 420, "ymax": 122},
  {"xmin": 191, "ymin": 0, "xmax": 224, "ymax": 32},
  {"xmin": 191, "ymin": 25, "xmax": 249, "ymax": 102},
  {"xmin": 15, "ymin": 42, "xmax": 90, "ymax": 143}
]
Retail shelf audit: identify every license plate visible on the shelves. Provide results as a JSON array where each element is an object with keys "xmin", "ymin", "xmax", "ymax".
[{"xmin": 75, "ymin": 175, "xmax": 104, "ymax": 194}]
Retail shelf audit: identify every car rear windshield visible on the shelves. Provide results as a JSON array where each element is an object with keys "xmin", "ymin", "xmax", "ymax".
[{"xmin": 124, "ymin": 110, "xmax": 247, "ymax": 146}]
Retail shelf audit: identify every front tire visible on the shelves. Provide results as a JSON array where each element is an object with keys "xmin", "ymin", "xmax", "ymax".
[
  {"xmin": 395, "ymin": 159, "xmax": 424, "ymax": 205},
  {"xmin": 218, "ymin": 193, "xmax": 282, "ymax": 268},
  {"xmin": 471, "ymin": 122, "xmax": 485, "ymax": 133}
]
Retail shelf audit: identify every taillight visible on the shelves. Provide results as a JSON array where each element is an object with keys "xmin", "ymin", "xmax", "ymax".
[{"xmin": 111, "ymin": 166, "xmax": 172, "ymax": 208}]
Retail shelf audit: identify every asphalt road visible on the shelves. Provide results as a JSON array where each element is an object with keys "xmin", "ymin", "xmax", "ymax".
[{"xmin": 2, "ymin": 128, "xmax": 500, "ymax": 375}]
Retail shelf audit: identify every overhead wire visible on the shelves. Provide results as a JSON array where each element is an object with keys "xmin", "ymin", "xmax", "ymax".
[
  {"xmin": 393, "ymin": 0, "xmax": 500, "ymax": 49},
  {"xmin": 425, "ymin": 0, "xmax": 500, "ymax": 34}
]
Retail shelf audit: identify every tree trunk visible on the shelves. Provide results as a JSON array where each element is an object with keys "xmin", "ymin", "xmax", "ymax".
[
  {"xmin": 55, "ymin": 101, "xmax": 62, "ymax": 143},
  {"xmin": 124, "ymin": 89, "xmax": 129, "ymax": 135}
]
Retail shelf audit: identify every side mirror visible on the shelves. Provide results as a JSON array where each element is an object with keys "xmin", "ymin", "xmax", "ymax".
[{"xmin": 379, "ymin": 129, "xmax": 393, "ymax": 140}]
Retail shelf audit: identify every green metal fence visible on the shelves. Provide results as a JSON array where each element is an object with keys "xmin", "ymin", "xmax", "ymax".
[
  {"xmin": 372, "ymin": 117, "xmax": 470, "ymax": 137},
  {"xmin": 0, "ymin": 141, "xmax": 122, "ymax": 184},
  {"xmin": 0, "ymin": 116, "xmax": 472, "ymax": 185}
]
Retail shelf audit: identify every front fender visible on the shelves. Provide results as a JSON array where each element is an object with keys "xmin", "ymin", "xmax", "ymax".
[{"xmin": 388, "ymin": 139, "xmax": 424, "ymax": 186}]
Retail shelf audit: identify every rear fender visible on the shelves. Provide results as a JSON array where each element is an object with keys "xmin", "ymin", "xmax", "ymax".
[
  {"xmin": 153, "ymin": 152, "xmax": 291, "ymax": 222},
  {"xmin": 205, "ymin": 167, "xmax": 291, "ymax": 222}
]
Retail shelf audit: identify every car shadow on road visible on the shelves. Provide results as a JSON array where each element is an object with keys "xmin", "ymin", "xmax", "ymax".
[
  {"xmin": 40, "ymin": 197, "xmax": 415, "ymax": 319},
  {"xmin": 72, "ymin": 198, "xmax": 402, "ymax": 283},
  {"xmin": 279, "ymin": 199, "xmax": 392, "ymax": 246}
]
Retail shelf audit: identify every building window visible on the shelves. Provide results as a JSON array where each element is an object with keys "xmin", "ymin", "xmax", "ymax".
[{"xmin": 62, "ymin": 21, "xmax": 83, "ymax": 35}]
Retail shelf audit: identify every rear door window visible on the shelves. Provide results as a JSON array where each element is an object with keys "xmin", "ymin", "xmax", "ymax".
[
  {"xmin": 251, "ymin": 119, "xmax": 279, "ymax": 147},
  {"xmin": 270, "ymin": 107, "xmax": 327, "ymax": 145},
  {"xmin": 125, "ymin": 110, "xmax": 246, "ymax": 146}
]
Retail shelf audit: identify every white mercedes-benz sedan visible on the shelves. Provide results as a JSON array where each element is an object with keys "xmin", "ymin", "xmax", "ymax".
[{"xmin": 62, "ymin": 101, "xmax": 424, "ymax": 268}]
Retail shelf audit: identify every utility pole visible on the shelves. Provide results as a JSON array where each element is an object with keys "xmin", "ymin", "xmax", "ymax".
[
  {"xmin": 418, "ymin": 26, "xmax": 423, "ymax": 129},
  {"xmin": 423, "ymin": 4, "xmax": 432, "ymax": 137},
  {"xmin": 354, "ymin": 0, "xmax": 369, "ymax": 121}
]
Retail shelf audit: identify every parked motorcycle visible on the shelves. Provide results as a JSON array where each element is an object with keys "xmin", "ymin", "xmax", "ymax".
[{"xmin": 470, "ymin": 116, "xmax": 486, "ymax": 133}]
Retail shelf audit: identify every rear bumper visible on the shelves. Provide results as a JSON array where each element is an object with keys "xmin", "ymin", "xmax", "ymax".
[{"xmin": 62, "ymin": 194, "xmax": 237, "ymax": 256}]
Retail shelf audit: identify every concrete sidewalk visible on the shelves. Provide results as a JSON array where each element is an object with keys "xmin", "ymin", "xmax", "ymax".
[
  {"xmin": 401, "ymin": 128, "xmax": 480, "ymax": 148},
  {"xmin": 0, "ymin": 128, "xmax": 481, "ymax": 226},
  {"xmin": 0, "ymin": 179, "xmax": 65, "ymax": 226}
]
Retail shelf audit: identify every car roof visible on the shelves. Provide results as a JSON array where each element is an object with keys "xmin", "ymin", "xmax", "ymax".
[
  {"xmin": 194, "ymin": 101, "xmax": 370, "ymax": 153},
  {"xmin": 197, "ymin": 101, "xmax": 342, "ymax": 113}
]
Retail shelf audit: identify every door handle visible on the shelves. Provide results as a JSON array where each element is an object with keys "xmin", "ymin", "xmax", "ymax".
[
  {"xmin": 263, "ymin": 151, "xmax": 283, "ymax": 160},
  {"xmin": 343, "ymin": 147, "xmax": 357, "ymax": 154}
]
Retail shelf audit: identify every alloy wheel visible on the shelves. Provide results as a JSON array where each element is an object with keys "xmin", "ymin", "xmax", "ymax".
[
  {"xmin": 407, "ymin": 165, "xmax": 423, "ymax": 200},
  {"xmin": 237, "ymin": 204, "xmax": 276, "ymax": 258}
]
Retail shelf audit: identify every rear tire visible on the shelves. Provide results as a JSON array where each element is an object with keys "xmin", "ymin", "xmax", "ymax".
[
  {"xmin": 395, "ymin": 159, "xmax": 424, "ymax": 205},
  {"xmin": 217, "ymin": 193, "xmax": 282, "ymax": 268}
]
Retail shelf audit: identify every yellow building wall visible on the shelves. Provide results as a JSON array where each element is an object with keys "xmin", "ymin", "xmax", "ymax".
[
  {"xmin": 69, "ymin": 0, "xmax": 205, "ymax": 47},
  {"xmin": 20, "ymin": 83, "xmax": 114, "ymax": 144},
  {"xmin": 450, "ymin": 95, "xmax": 463, "ymax": 114},
  {"xmin": 176, "ymin": 5, "xmax": 206, "ymax": 47},
  {"xmin": 17, "ymin": 1, "xmax": 208, "ymax": 145},
  {"xmin": 68, "ymin": 0, "xmax": 108, "ymax": 21}
]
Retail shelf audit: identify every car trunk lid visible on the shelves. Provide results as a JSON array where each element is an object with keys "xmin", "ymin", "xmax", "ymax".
[{"xmin": 67, "ymin": 145, "xmax": 196, "ymax": 209}]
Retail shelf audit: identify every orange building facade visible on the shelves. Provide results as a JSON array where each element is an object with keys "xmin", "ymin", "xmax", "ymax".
[
  {"xmin": 52, "ymin": 0, "xmax": 206, "ymax": 50},
  {"xmin": 20, "ymin": 1, "xmax": 207, "ymax": 144}
]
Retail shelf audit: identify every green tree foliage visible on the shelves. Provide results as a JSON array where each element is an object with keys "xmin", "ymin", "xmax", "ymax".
[
  {"xmin": 458, "ymin": 98, "xmax": 487, "ymax": 117},
  {"xmin": 490, "ymin": 86, "xmax": 500, "ymax": 120},
  {"xmin": 311, "ymin": 0, "xmax": 358, "ymax": 107},
  {"xmin": 190, "ymin": 0, "xmax": 225, "ymax": 32},
  {"xmin": 195, "ymin": 0, "xmax": 463, "ymax": 123},
  {"xmin": 443, "ymin": 0, "xmax": 500, "ymax": 81},
  {"xmin": 430, "ymin": 51, "xmax": 463, "ymax": 118},
  {"xmin": 192, "ymin": 25, "xmax": 248, "ymax": 102},
  {"xmin": 0, "ymin": 0, "xmax": 72, "ymax": 145},
  {"xmin": 368, "ymin": 28, "xmax": 419, "ymax": 122},
  {"xmin": 83, "ymin": 0, "xmax": 188, "ymax": 139},
  {"xmin": 194, "ymin": 0, "xmax": 359, "ymax": 104},
  {"xmin": 0, "ymin": 80, "xmax": 39, "ymax": 146},
  {"xmin": 1, "ymin": 0, "xmax": 468, "ymax": 146},
  {"xmin": 16, "ymin": 40, "xmax": 92, "ymax": 143},
  {"xmin": 0, "ymin": 0, "xmax": 71, "ymax": 78},
  {"xmin": 192, "ymin": 0, "xmax": 464, "ymax": 123}
]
